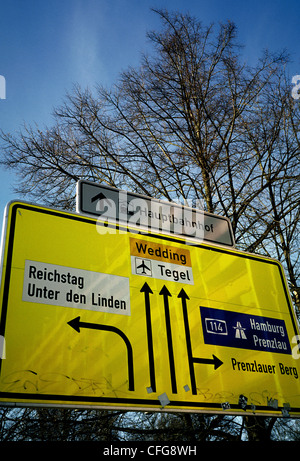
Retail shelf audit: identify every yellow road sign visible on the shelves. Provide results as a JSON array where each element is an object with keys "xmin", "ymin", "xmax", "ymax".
[{"xmin": 0, "ymin": 201, "xmax": 300, "ymax": 416}]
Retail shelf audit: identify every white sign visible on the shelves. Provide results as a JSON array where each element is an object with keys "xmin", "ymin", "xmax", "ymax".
[
  {"xmin": 76, "ymin": 180, "xmax": 235, "ymax": 247},
  {"xmin": 131, "ymin": 257, "xmax": 194, "ymax": 284},
  {"xmin": 22, "ymin": 260, "xmax": 131, "ymax": 315}
]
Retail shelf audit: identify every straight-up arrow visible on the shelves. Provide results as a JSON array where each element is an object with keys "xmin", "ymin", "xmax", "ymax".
[
  {"xmin": 90, "ymin": 192, "xmax": 111, "ymax": 214},
  {"xmin": 91, "ymin": 192, "xmax": 106, "ymax": 203},
  {"xmin": 140, "ymin": 282, "xmax": 156, "ymax": 392},
  {"xmin": 159, "ymin": 285, "xmax": 177, "ymax": 394},
  {"xmin": 67, "ymin": 316, "xmax": 134, "ymax": 391},
  {"xmin": 177, "ymin": 288, "xmax": 197, "ymax": 394}
]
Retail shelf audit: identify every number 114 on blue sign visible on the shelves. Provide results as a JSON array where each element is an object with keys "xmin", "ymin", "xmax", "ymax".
[{"xmin": 205, "ymin": 318, "xmax": 228, "ymax": 335}]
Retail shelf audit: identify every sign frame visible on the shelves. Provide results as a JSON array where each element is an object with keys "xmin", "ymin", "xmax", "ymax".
[
  {"xmin": 76, "ymin": 180, "xmax": 235, "ymax": 248},
  {"xmin": 0, "ymin": 200, "xmax": 299, "ymax": 417}
]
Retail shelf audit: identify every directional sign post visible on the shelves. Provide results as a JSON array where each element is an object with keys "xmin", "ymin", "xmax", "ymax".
[
  {"xmin": 0, "ymin": 201, "xmax": 300, "ymax": 417},
  {"xmin": 76, "ymin": 180, "xmax": 235, "ymax": 247}
]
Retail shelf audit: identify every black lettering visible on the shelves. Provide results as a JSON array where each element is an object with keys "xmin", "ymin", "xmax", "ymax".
[
  {"xmin": 180, "ymin": 254, "xmax": 186, "ymax": 265},
  {"xmin": 121, "ymin": 300, "xmax": 126, "ymax": 309},
  {"xmin": 134, "ymin": 241, "xmax": 187, "ymax": 265},
  {"xmin": 28, "ymin": 265, "xmax": 37, "ymax": 279},
  {"xmin": 27, "ymin": 282, "xmax": 35, "ymax": 296},
  {"xmin": 135, "ymin": 242, "xmax": 147, "ymax": 254},
  {"xmin": 27, "ymin": 283, "xmax": 60, "ymax": 300},
  {"xmin": 36, "ymin": 270, "xmax": 43, "ymax": 280},
  {"xmin": 231, "ymin": 357, "xmax": 276, "ymax": 374},
  {"xmin": 108, "ymin": 296, "xmax": 114, "ymax": 308},
  {"xmin": 172, "ymin": 252, "xmax": 179, "ymax": 262},
  {"xmin": 279, "ymin": 362, "xmax": 299, "ymax": 379},
  {"xmin": 66, "ymin": 289, "xmax": 86, "ymax": 304},
  {"xmin": 91, "ymin": 293, "xmax": 126, "ymax": 310}
]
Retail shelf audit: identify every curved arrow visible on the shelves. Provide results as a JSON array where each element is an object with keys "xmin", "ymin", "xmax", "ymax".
[{"xmin": 67, "ymin": 316, "xmax": 134, "ymax": 391}]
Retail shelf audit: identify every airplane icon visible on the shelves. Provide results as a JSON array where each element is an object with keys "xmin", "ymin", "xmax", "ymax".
[
  {"xmin": 135, "ymin": 258, "xmax": 152, "ymax": 276},
  {"xmin": 137, "ymin": 261, "xmax": 151, "ymax": 274}
]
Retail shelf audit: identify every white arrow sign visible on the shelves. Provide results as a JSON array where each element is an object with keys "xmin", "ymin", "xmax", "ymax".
[{"xmin": 76, "ymin": 180, "xmax": 235, "ymax": 247}]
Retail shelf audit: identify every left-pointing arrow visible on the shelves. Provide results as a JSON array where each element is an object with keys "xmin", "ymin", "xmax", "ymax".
[
  {"xmin": 67, "ymin": 316, "xmax": 82, "ymax": 332},
  {"xmin": 67, "ymin": 316, "xmax": 134, "ymax": 391}
]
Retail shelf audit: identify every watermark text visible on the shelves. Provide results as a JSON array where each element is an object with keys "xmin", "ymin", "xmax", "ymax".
[
  {"xmin": 94, "ymin": 193, "xmax": 212, "ymax": 241},
  {"xmin": 0, "ymin": 335, "xmax": 5, "ymax": 359},
  {"xmin": 291, "ymin": 75, "xmax": 300, "ymax": 100},
  {"xmin": 0, "ymin": 75, "xmax": 6, "ymax": 99}
]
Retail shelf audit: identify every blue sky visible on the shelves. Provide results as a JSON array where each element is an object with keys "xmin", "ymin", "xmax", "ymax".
[{"xmin": 0, "ymin": 0, "xmax": 300, "ymax": 215}]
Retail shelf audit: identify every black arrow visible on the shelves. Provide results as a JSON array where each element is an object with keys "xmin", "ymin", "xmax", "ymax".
[
  {"xmin": 90, "ymin": 192, "xmax": 111, "ymax": 215},
  {"xmin": 159, "ymin": 285, "xmax": 177, "ymax": 394},
  {"xmin": 140, "ymin": 282, "xmax": 156, "ymax": 392},
  {"xmin": 177, "ymin": 289, "xmax": 197, "ymax": 394},
  {"xmin": 91, "ymin": 192, "xmax": 106, "ymax": 203},
  {"xmin": 193, "ymin": 355, "xmax": 223, "ymax": 370},
  {"xmin": 178, "ymin": 289, "xmax": 223, "ymax": 395},
  {"xmin": 177, "ymin": 288, "xmax": 190, "ymax": 304},
  {"xmin": 67, "ymin": 316, "xmax": 134, "ymax": 391}
]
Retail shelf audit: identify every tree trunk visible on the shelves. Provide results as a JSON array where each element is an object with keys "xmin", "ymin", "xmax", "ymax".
[{"xmin": 244, "ymin": 416, "xmax": 276, "ymax": 441}]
